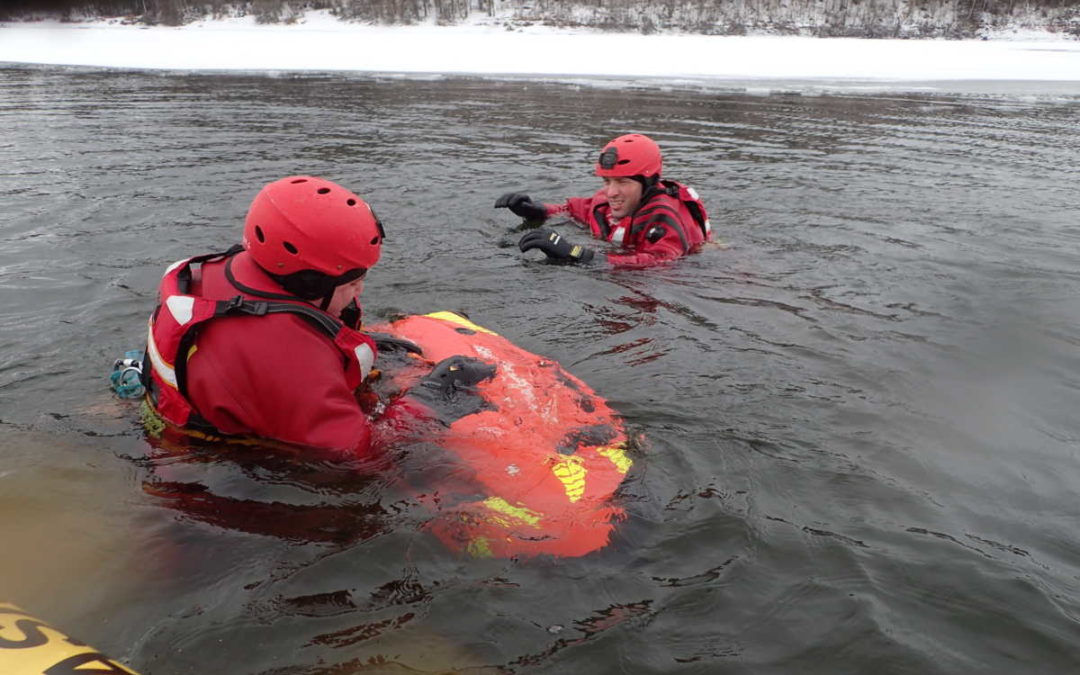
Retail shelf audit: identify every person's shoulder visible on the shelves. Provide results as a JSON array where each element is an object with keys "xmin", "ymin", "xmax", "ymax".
[{"xmin": 201, "ymin": 311, "xmax": 340, "ymax": 361}]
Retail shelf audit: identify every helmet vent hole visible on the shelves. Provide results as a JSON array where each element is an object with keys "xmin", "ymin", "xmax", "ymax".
[
  {"xmin": 290, "ymin": 178, "xmax": 307, "ymax": 184},
  {"xmin": 283, "ymin": 241, "xmax": 299, "ymax": 255},
  {"xmin": 254, "ymin": 226, "xmax": 265, "ymax": 243},
  {"xmin": 370, "ymin": 236, "xmax": 380, "ymax": 245},
  {"xmin": 347, "ymin": 198, "xmax": 356, "ymax": 206},
  {"xmin": 317, "ymin": 187, "xmax": 331, "ymax": 194},
  {"xmin": 617, "ymin": 159, "xmax": 630, "ymax": 165}
]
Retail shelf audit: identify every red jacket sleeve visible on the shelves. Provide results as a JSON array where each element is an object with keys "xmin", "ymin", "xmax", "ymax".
[{"xmin": 545, "ymin": 196, "xmax": 602, "ymax": 237}]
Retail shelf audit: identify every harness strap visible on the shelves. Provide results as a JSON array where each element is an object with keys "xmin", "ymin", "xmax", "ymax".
[
  {"xmin": 662, "ymin": 180, "xmax": 709, "ymax": 239},
  {"xmin": 175, "ymin": 244, "xmax": 245, "ymax": 294},
  {"xmin": 593, "ymin": 203, "xmax": 611, "ymax": 240},
  {"xmin": 632, "ymin": 195, "xmax": 692, "ymax": 254},
  {"xmin": 214, "ymin": 295, "xmax": 342, "ymax": 341}
]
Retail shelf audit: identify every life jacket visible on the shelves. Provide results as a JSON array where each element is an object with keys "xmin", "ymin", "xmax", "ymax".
[
  {"xmin": 593, "ymin": 179, "xmax": 711, "ymax": 250},
  {"xmin": 143, "ymin": 246, "xmax": 376, "ymax": 435}
]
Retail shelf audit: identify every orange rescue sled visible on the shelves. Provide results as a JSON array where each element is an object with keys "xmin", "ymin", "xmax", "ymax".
[{"xmin": 372, "ymin": 312, "xmax": 633, "ymax": 558}]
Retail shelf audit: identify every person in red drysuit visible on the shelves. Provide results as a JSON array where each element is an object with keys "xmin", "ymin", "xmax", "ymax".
[
  {"xmin": 143, "ymin": 176, "xmax": 485, "ymax": 463},
  {"xmin": 495, "ymin": 133, "xmax": 712, "ymax": 268}
]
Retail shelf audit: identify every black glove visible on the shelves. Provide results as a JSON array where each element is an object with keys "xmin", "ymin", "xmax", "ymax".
[
  {"xmin": 518, "ymin": 228, "xmax": 595, "ymax": 264},
  {"xmin": 495, "ymin": 192, "xmax": 547, "ymax": 223},
  {"xmin": 410, "ymin": 356, "xmax": 497, "ymax": 425}
]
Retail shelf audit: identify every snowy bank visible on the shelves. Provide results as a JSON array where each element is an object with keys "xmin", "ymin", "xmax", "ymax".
[{"xmin": 2, "ymin": 11, "xmax": 1079, "ymax": 94}]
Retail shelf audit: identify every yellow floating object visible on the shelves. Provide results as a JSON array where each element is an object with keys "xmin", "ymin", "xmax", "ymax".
[{"xmin": 0, "ymin": 603, "xmax": 142, "ymax": 674}]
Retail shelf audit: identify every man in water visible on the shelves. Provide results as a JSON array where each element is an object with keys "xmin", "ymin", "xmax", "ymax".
[
  {"xmin": 142, "ymin": 176, "xmax": 479, "ymax": 463},
  {"xmin": 495, "ymin": 133, "xmax": 712, "ymax": 268}
]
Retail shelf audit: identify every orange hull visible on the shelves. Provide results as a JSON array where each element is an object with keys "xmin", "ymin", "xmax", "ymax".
[{"xmin": 373, "ymin": 312, "xmax": 633, "ymax": 558}]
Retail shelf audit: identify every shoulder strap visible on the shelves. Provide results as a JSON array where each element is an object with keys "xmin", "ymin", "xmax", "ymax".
[
  {"xmin": 662, "ymin": 180, "xmax": 709, "ymax": 239},
  {"xmin": 632, "ymin": 201, "xmax": 690, "ymax": 253},
  {"xmin": 175, "ymin": 244, "xmax": 244, "ymax": 295},
  {"xmin": 213, "ymin": 295, "xmax": 342, "ymax": 341},
  {"xmin": 592, "ymin": 203, "xmax": 611, "ymax": 240}
]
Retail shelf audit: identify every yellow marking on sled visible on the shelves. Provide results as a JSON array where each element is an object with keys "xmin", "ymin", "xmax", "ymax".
[
  {"xmin": 551, "ymin": 456, "xmax": 587, "ymax": 503},
  {"xmin": 597, "ymin": 443, "xmax": 633, "ymax": 474},
  {"xmin": 466, "ymin": 536, "xmax": 494, "ymax": 558},
  {"xmin": 482, "ymin": 497, "xmax": 543, "ymax": 527},
  {"xmin": 425, "ymin": 311, "xmax": 498, "ymax": 335}
]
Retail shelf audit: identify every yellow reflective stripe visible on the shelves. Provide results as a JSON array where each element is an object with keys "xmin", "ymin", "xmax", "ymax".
[
  {"xmin": 597, "ymin": 443, "xmax": 633, "ymax": 474},
  {"xmin": 425, "ymin": 311, "xmax": 497, "ymax": 335},
  {"xmin": 481, "ymin": 497, "xmax": 542, "ymax": 527},
  {"xmin": 551, "ymin": 456, "xmax": 587, "ymax": 503},
  {"xmin": 466, "ymin": 537, "xmax": 494, "ymax": 558},
  {"xmin": 146, "ymin": 320, "xmax": 177, "ymax": 389}
]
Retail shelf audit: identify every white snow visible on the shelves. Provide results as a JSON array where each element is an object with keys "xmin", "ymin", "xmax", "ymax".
[{"xmin": 1, "ymin": 10, "xmax": 1078, "ymax": 92}]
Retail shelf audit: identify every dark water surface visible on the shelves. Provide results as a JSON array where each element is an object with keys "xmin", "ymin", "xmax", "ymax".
[{"xmin": 2, "ymin": 65, "xmax": 1080, "ymax": 674}]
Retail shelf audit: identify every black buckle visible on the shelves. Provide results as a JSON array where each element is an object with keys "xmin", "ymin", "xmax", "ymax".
[{"xmin": 220, "ymin": 296, "xmax": 268, "ymax": 316}]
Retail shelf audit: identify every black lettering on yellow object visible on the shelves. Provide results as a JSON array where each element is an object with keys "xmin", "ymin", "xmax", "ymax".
[
  {"xmin": 0, "ymin": 617, "xmax": 49, "ymax": 649},
  {"xmin": 45, "ymin": 652, "xmax": 135, "ymax": 675}
]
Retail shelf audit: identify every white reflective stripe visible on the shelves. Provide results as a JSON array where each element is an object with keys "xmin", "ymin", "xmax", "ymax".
[
  {"xmin": 165, "ymin": 295, "xmax": 196, "ymax": 326},
  {"xmin": 610, "ymin": 226, "xmax": 626, "ymax": 245},
  {"xmin": 354, "ymin": 343, "xmax": 374, "ymax": 380},
  {"xmin": 146, "ymin": 322, "xmax": 177, "ymax": 389},
  {"xmin": 686, "ymin": 186, "xmax": 699, "ymax": 200},
  {"xmin": 164, "ymin": 258, "xmax": 189, "ymax": 277},
  {"xmin": 704, "ymin": 219, "xmax": 712, "ymax": 233}
]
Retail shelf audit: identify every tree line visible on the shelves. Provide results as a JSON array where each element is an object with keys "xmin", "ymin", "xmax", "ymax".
[{"xmin": 2, "ymin": 0, "xmax": 1077, "ymax": 37}]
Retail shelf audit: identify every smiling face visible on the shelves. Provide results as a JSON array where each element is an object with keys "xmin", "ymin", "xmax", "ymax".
[{"xmin": 602, "ymin": 176, "xmax": 644, "ymax": 219}]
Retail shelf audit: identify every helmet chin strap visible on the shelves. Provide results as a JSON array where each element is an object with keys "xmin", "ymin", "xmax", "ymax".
[{"xmin": 339, "ymin": 298, "xmax": 362, "ymax": 330}]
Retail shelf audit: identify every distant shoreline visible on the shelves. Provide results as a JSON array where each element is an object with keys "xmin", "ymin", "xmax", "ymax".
[
  {"xmin": 2, "ymin": 13, "xmax": 1079, "ymax": 96},
  {"xmin": 2, "ymin": 0, "xmax": 1079, "ymax": 40}
]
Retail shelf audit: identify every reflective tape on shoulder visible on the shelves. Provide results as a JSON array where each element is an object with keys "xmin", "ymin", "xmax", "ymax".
[
  {"xmin": 355, "ymin": 343, "xmax": 375, "ymax": 380},
  {"xmin": 164, "ymin": 257, "xmax": 189, "ymax": 277},
  {"xmin": 165, "ymin": 295, "xmax": 196, "ymax": 326},
  {"xmin": 146, "ymin": 322, "xmax": 177, "ymax": 389}
]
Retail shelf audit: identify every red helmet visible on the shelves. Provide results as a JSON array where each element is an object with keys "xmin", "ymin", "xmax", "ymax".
[
  {"xmin": 243, "ymin": 176, "xmax": 383, "ymax": 278},
  {"xmin": 594, "ymin": 133, "xmax": 663, "ymax": 179}
]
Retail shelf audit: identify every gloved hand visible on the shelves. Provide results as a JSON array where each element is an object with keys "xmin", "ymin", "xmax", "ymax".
[
  {"xmin": 410, "ymin": 356, "xmax": 497, "ymax": 425},
  {"xmin": 518, "ymin": 228, "xmax": 595, "ymax": 264},
  {"xmin": 495, "ymin": 192, "xmax": 547, "ymax": 223}
]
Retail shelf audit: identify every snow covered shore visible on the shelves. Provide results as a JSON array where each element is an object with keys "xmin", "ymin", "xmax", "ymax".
[{"xmin": 2, "ymin": 11, "xmax": 1079, "ymax": 93}]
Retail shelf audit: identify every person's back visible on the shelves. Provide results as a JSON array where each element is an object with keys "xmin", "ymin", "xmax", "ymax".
[
  {"xmin": 143, "ymin": 176, "xmax": 387, "ymax": 460},
  {"xmin": 183, "ymin": 249, "xmax": 375, "ymax": 453}
]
